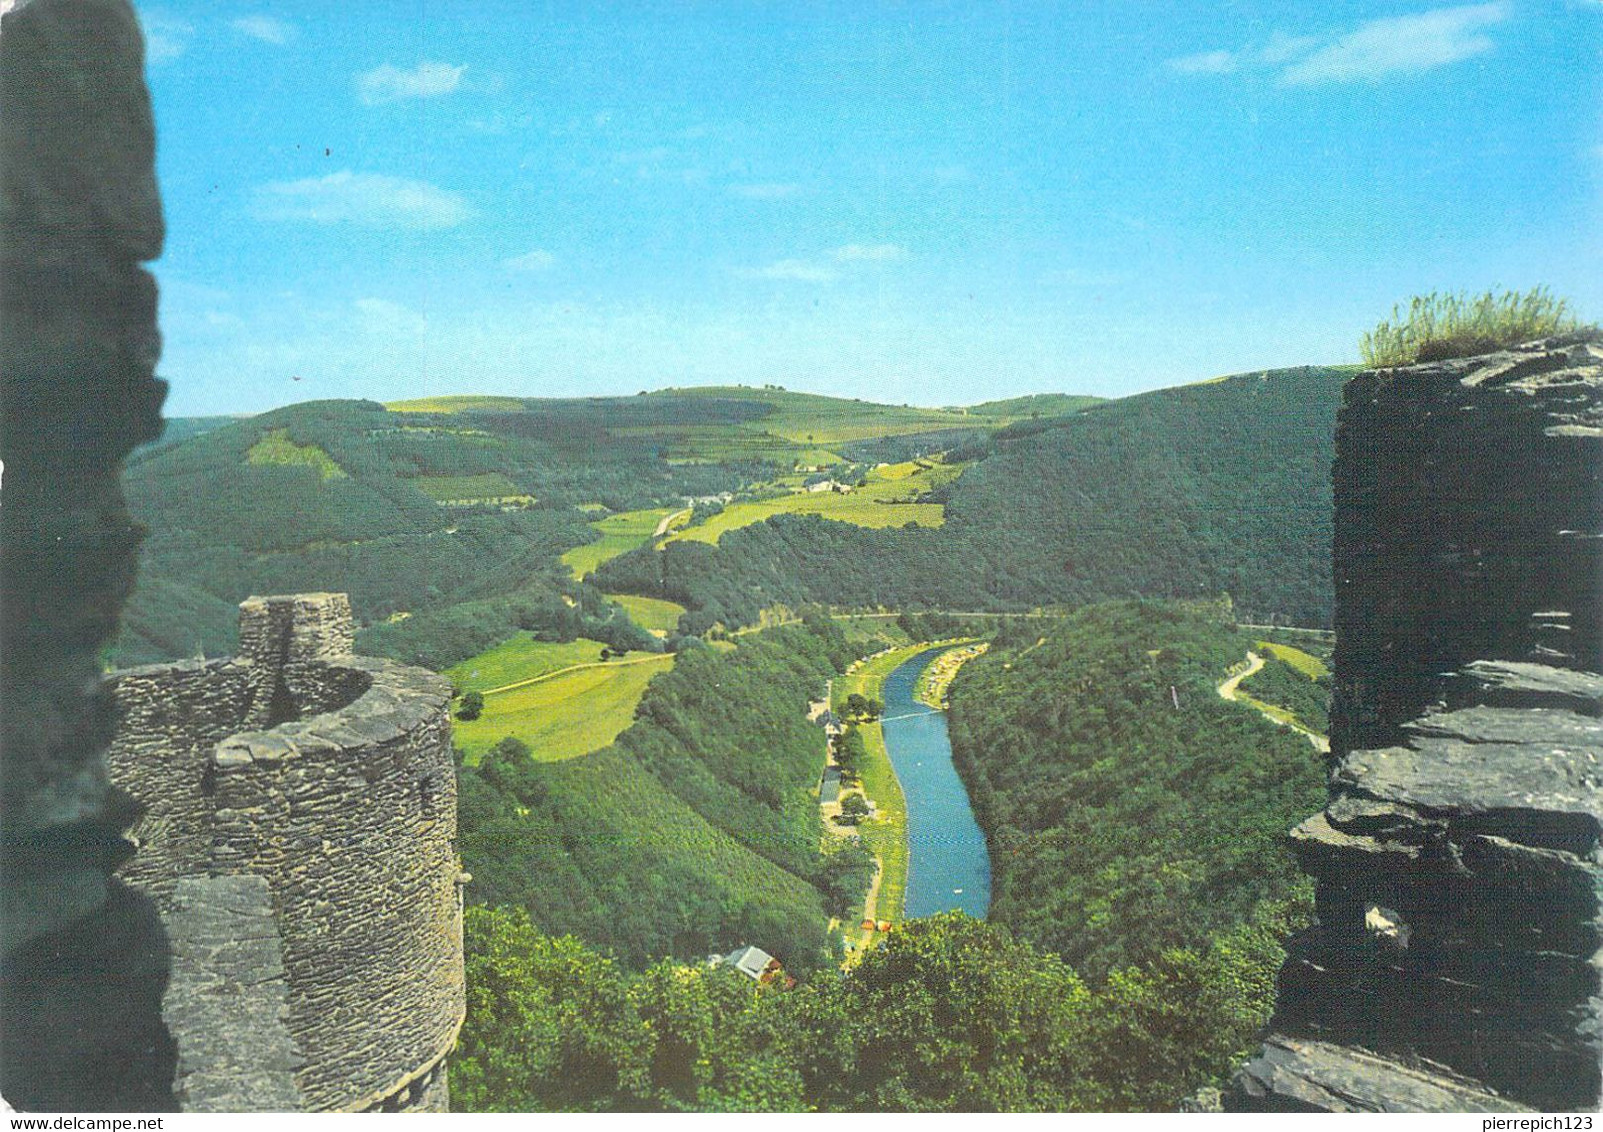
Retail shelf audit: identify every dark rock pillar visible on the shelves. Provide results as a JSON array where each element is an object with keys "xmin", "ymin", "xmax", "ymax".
[
  {"xmin": 0, "ymin": 0, "xmax": 175, "ymax": 1109},
  {"xmin": 1229, "ymin": 336, "xmax": 1603, "ymax": 1112}
]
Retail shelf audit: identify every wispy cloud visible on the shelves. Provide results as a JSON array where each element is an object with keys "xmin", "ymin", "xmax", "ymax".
[
  {"xmin": 139, "ymin": 10, "xmax": 193, "ymax": 64},
  {"xmin": 737, "ymin": 243, "xmax": 909, "ymax": 283},
  {"xmin": 356, "ymin": 61, "xmax": 466, "ymax": 105},
  {"xmin": 254, "ymin": 171, "xmax": 471, "ymax": 230},
  {"xmin": 1165, "ymin": 49, "xmax": 1237, "ymax": 75},
  {"xmin": 727, "ymin": 182, "xmax": 802, "ymax": 200},
  {"xmin": 503, "ymin": 249, "xmax": 556, "ymax": 272},
  {"xmin": 1164, "ymin": 3, "xmax": 1512, "ymax": 86},
  {"xmin": 354, "ymin": 297, "xmax": 426, "ymax": 335},
  {"xmin": 832, "ymin": 243, "xmax": 907, "ymax": 262},
  {"xmin": 231, "ymin": 15, "xmax": 294, "ymax": 44},
  {"xmin": 1282, "ymin": 3, "xmax": 1510, "ymax": 85},
  {"xmin": 737, "ymin": 259, "xmax": 839, "ymax": 283}
]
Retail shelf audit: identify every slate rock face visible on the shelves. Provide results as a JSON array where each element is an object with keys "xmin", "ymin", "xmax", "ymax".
[
  {"xmin": 1229, "ymin": 337, "xmax": 1603, "ymax": 1112},
  {"xmin": 0, "ymin": 0, "xmax": 175, "ymax": 1109}
]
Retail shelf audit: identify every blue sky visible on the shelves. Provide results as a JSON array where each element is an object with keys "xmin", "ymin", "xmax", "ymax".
[{"xmin": 137, "ymin": 1, "xmax": 1601, "ymax": 415}]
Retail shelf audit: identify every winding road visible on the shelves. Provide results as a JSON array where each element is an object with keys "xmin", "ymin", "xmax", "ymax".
[{"xmin": 1218, "ymin": 651, "xmax": 1330, "ymax": 753}]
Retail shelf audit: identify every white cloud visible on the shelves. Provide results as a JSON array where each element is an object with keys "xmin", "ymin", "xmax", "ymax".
[
  {"xmin": 1165, "ymin": 3, "xmax": 1511, "ymax": 86},
  {"xmin": 1165, "ymin": 49, "xmax": 1238, "ymax": 74},
  {"xmin": 1258, "ymin": 32, "xmax": 1318, "ymax": 64},
  {"xmin": 354, "ymin": 297, "xmax": 426, "ymax": 334},
  {"xmin": 832, "ymin": 243, "xmax": 907, "ymax": 262},
  {"xmin": 727, "ymin": 182, "xmax": 802, "ymax": 200},
  {"xmin": 231, "ymin": 15, "xmax": 293, "ymax": 44},
  {"xmin": 738, "ymin": 259, "xmax": 839, "ymax": 283},
  {"xmin": 503, "ymin": 249, "xmax": 556, "ymax": 272},
  {"xmin": 356, "ymin": 61, "xmax": 466, "ymax": 105},
  {"xmin": 139, "ymin": 10, "xmax": 193, "ymax": 64},
  {"xmin": 1281, "ymin": 3, "xmax": 1510, "ymax": 85},
  {"xmin": 254, "ymin": 171, "xmax": 471, "ymax": 230}
]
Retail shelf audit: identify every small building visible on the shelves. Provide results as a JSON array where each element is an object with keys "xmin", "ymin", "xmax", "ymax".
[
  {"xmin": 819, "ymin": 766, "xmax": 842, "ymax": 805},
  {"xmin": 719, "ymin": 945, "xmax": 784, "ymax": 984}
]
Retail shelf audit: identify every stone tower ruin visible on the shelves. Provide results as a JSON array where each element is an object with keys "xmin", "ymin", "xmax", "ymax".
[{"xmin": 107, "ymin": 594, "xmax": 467, "ymax": 1111}]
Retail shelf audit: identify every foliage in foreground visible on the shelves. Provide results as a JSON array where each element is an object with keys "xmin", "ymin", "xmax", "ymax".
[
  {"xmin": 1359, "ymin": 287, "xmax": 1588, "ymax": 368},
  {"xmin": 455, "ymin": 902, "xmax": 1308, "ymax": 1112}
]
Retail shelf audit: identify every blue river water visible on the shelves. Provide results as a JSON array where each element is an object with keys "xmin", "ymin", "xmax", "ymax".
[{"xmin": 880, "ymin": 648, "xmax": 991, "ymax": 919}]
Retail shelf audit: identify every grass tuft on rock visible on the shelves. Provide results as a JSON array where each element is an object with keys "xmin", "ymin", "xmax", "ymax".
[{"xmin": 1360, "ymin": 287, "xmax": 1589, "ymax": 368}]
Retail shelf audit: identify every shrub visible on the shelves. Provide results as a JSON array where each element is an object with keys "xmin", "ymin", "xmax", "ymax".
[{"xmin": 1360, "ymin": 287, "xmax": 1588, "ymax": 367}]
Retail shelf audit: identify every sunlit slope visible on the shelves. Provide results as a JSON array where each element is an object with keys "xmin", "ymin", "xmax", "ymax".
[
  {"xmin": 666, "ymin": 461, "xmax": 964, "ymax": 545},
  {"xmin": 595, "ymin": 366, "xmax": 1354, "ymax": 630}
]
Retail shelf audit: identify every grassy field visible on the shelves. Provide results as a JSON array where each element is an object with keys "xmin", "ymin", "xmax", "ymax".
[
  {"xmin": 451, "ymin": 651, "xmax": 674, "ymax": 765},
  {"xmin": 606, "ymin": 593, "xmax": 686, "ymax": 636},
  {"xmin": 1257, "ymin": 640, "xmax": 1330, "ymax": 680},
  {"xmin": 244, "ymin": 429, "xmax": 346, "ymax": 479},
  {"xmin": 667, "ymin": 461, "xmax": 964, "ymax": 545},
  {"xmin": 385, "ymin": 395, "xmax": 527, "ymax": 414},
  {"xmin": 561, "ymin": 507, "xmax": 676, "ymax": 580},
  {"xmin": 657, "ymin": 386, "xmax": 986, "ymax": 444},
  {"xmin": 446, "ymin": 635, "xmax": 622, "ymax": 694}
]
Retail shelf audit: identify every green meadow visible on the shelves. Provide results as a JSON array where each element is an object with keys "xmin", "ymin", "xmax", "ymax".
[
  {"xmin": 606, "ymin": 593, "xmax": 687, "ymax": 636},
  {"xmin": 668, "ymin": 460, "xmax": 963, "ymax": 545},
  {"xmin": 561, "ymin": 507, "xmax": 676, "ymax": 580},
  {"xmin": 450, "ymin": 650, "xmax": 674, "ymax": 765}
]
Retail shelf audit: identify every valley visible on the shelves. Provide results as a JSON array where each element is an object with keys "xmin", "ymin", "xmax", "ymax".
[{"xmin": 116, "ymin": 371, "xmax": 1349, "ymax": 1110}]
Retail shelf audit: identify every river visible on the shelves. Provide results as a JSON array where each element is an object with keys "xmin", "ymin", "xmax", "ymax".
[{"xmin": 881, "ymin": 647, "xmax": 991, "ymax": 919}]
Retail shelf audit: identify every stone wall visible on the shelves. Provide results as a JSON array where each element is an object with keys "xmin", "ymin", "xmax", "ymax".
[
  {"xmin": 108, "ymin": 595, "xmax": 466, "ymax": 1112},
  {"xmin": 160, "ymin": 875, "xmax": 302, "ymax": 1111},
  {"xmin": 0, "ymin": 0, "xmax": 176, "ymax": 1109},
  {"xmin": 1229, "ymin": 336, "xmax": 1603, "ymax": 1112}
]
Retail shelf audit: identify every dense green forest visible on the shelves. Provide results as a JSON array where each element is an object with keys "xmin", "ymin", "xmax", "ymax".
[
  {"xmin": 457, "ymin": 899, "xmax": 1307, "ymax": 1112},
  {"xmin": 456, "ymin": 618, "xmax": 895, "ymax": 971},
  {"xmin": 595, "ymin": 366, "xmax": 1350, "ymax": 631},
  {"xmin": 945, "ymin": 601, "xmax": 1326, "ymax": 981}
]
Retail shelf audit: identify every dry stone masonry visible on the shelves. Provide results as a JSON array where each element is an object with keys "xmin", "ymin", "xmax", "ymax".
[
  {"xmin": 108, "ymin": 595, "xmax": 467, "ymax": 1112},
  {"xmin": 1229, "ymin": 335, "xmax": 1603, "ymax": 1112}
]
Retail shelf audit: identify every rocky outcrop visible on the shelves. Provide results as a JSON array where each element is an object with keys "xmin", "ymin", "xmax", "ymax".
[
  {"xmin": 1229, "ymin": 336, "xmax": 1603, "ymax": 1112},
  {"xmin": 0, "ymin": 0, "xmax": 175, "ymax": 1109},
  {"xmin": 108, "ymin": 595, "xmax": 467, "ymax": 1112}
]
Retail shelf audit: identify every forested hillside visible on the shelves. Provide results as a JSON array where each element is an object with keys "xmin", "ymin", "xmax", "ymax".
[
  {"xmin": 113, "ymin": 389, "xmax": 1035, "ymax": 665},
  {"xmin": 946, "ymin": 601, "xmax": 1326, "ymax": 979},
  {"xmin": 456, "ymin": 618, "xmax": 895, "ymax": 972},
  {"xmin": 595, "ymin": 365, "xmax": 1351, "ymax": 630},
  {"xmin": 117, "ymin": 369, "xmax": 1344, "ymax": 667}
]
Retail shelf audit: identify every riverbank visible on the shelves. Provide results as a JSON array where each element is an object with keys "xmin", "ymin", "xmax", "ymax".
[
  {"xmin": 914, "ymin": 641, "xmax": 988, "ymax": 709},
  {"xmin": 830, "ymin": 637, "xmax": 987, "ymax": 952}
]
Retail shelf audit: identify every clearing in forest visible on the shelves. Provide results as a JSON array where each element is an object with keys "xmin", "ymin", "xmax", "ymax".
[
  {"xmin": 668, "ymin": 461, "xmax": 965, "ymax": 545},
  {"xmin": 448, "ymin": 635, "xmax": 674, "ymax": 764},
  {"xmin": 561, "ymin": 507, "xmax": 677, "ymax": 580}
]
